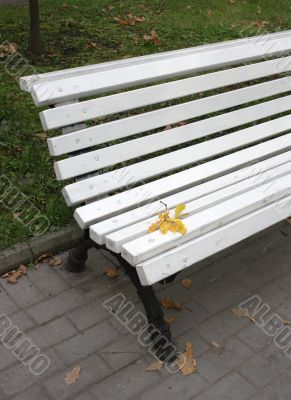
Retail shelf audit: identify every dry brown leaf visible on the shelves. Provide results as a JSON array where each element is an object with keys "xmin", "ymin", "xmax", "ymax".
[
  {"xmin": 105, "ymin": 266, "xmax": 119, "ymax": 278},
  {"xmin": 36, "ymin": 253, "xmax": 53, "ymax": 264},
  {"xmin": 286, "ymin": 217, "xmax": 291, "ymax": 224},
  {"xmin": 182, "ymin": 278, "xmax": 192, "ymax": 289},
  {"xmin": 207, "ymin": 9, "xmax": 213, "ymax": 17},
  {"xmin": 176, "ymin": 342, "xmax": 197, "ymax": 375},
  {"xmin": 159, "ymin": 298, "xmax": 184, "ymax": 311},
  {"xmin": 231, "ymin": 307, "xmax": 255, "ymax": 323},
  {"xmin": 85, "ymin": 41, "xmax": 97, "ymax": 49},
  {"xmin": 48, "ymin": 257, "xmax": 63, "ymax": 267},
  {"xmin": 5, "ymin": 265, "xmax": 27, "ymax": 284},
  {"xmin": 251, "ymin": 20, "xmax": 269, "ymax": 28},
  {"xmin": 164, "ymin": 316, "xmax": 177, "ymax": 324},
  {"xmin": 35, "ymin": 132, "xmax": 48, "ymax": 141},
  {"xmin": 0, "ymin": 42, "xmax": 17, "ymax": 57},
  {"xmin": 257, "ymin": 5, "xmax": 262, "ymax": 15},
  {"xmin": 65, "ymin": 365, "xmax": 81, "ymax": 385},
  {"xmin": 229, "ymin": 0, "xmax": 235, "ymax": 4},
  {"xmin": 146, "ymin": 360, "xmax": 163, "ymax": 371},
  {"xmin": 113, "ymin": 14, "xmax": 145, "ymax": 26},
  {"xmin": 144, "ymin": 30, "xmax": 161, "ymax": 45},
  {"xmin": 283, "ymin": 319, "xmax": 291, "ymax": 326}
]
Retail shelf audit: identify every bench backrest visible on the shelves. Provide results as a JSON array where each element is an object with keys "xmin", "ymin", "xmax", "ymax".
[{"xmin": 20, "ymin": 30, "xmax": 291, "ymax": 228}]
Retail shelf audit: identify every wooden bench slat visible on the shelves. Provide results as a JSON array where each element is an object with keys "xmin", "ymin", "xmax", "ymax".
[
  {"xmin": 105, "ymin": 161, "xmax": 291, "ymax": 253},
  {"xmin": 41, "ymin": 56, "xmax": 291, "ymax": 132},
  {"xmin": 74, "ymin": 132, "xmax": 291, "ymax": 229},
  {"xmin": 136, "ymin": 194, "xmax": 291, "ymax": 285},
  {"xmin": 89, "ymin": 151, "xmax": 291, "ymax": 245},
  {"xmin": 121, "ymin": 172, "xmax": 291, "ymax": 265},
  {"xmin": 62, "ymin": 106, "xmax": 291, "ymax": 201},
  {"xmin": 20, "ymin": 30, "xmax": 291, "ymax": 93},
  {"xmin": 55, "ymin": 85, "xmax": 291, "ymax": 181},
  {"xmin": 29, "ymin": 32, "xmax": 291, "ymax": 106}
]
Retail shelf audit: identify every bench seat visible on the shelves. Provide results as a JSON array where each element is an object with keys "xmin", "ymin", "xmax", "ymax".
[{"xmin": 20, "ymin": 30, "xmax": 291, "ymax": 286}]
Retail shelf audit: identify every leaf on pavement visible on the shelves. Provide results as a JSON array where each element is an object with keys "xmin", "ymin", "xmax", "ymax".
[
  {"xmin": 4, "ymin": 265, "xmax": 27, "ymax": 284},
  {"xmin": 146, "ymin": 360, "xmax": 163, "ymax": 371},
  {"xmin": 210, "ymin": 341, "xmax": 221, "ymax": 349},
  {"xmin": 105, "ymin": 266, "xmax": 119, "ymax": 278},
  {"xmin": 164, "ymin": 316, "xmax": 177, "ymax": 324},
  {"xmin": 231, "ymin": 307, "xmax": 255, "ymax": 323},
  {"xmin": 283, "ymin": 319, "xmax": 291, "ymax": 326},
  {"xmin": 286, "ymin": 217, "xmax": 291, "ymax": 224},
  {"xmin": 176, "ymin": 342, "xmax": 197, "ymax": 375},
  {"xmin": 48, "ymin": 257, "xmax": 63, "ymax": 267},
  {"xmin": 159, "ymin": 297, "xmax": 184, "ymax": 311},
  {"xmin": 65, "ymin": 365, "xmax": 81, "ymax": 385},
  {"xmin": 182, "ymin": 278, "xmax": 192, "ymax": 289}
]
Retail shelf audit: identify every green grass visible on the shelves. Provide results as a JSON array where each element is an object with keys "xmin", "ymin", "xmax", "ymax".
[{"xmin": 0, "ymin": 0, "xmax": 290, "ymax": 250}]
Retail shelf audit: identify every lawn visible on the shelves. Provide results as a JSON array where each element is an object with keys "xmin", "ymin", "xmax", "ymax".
[{"xmin": 0, "ymin": 0, "xmax": 290, "ymax": 250}]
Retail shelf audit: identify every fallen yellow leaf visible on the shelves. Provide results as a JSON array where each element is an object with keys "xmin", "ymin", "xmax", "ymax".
[
  {"xmin": 159, "ymin": 298, "xmax": 184, "ymax": 311},
  {"xmin": 231, "ymin": 307, "xmax": 255, "ymax": 323},
  {"xmin": 164, "ymin": 316, "xmax": 177, "ymax": 324},
  {"xmin": 105, "ymin": 266, "xmax": 119, "ymax": 278},
  {"xmin": 176, "ymin": 342, "xmax": 197, "ymax": 375},
  {"xmin": 4, "ymin": 265, "xmax": 27, "ymax": 284},
  {"xmin": 182, "ymin": 278, "xmax": 192, "ymax": 289},
  {"xmin": 146, "ymin": 360, "xmax": 163, "ymax": 371},
  {"xmin": 65, "ymin": 365, "xmax": 81, "ymax": 385}
]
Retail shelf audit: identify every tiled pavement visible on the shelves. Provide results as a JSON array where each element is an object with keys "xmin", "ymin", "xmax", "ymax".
[{"xmin": 0, "ymin": 221, "xmax": 291, "ymax": 400}]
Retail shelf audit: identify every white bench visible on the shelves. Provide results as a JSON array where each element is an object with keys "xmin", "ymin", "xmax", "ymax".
[{"xmin": 20, "ymin": 30, "xmax": 291, "ymax": 358}]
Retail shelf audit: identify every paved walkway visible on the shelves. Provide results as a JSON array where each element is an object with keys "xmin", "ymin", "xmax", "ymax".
[{"xmin": 0, "ymin": 221, "xmax": 291, "ymax": 400}]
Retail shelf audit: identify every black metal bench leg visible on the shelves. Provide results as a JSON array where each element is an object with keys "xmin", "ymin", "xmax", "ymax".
[
  {"xmin": 118, "ymin": 256, "xmax": 177, "ymax": 361},
  {"xmin": 67, "ymin": 230, "xmax": 95, "ymax": 273}
]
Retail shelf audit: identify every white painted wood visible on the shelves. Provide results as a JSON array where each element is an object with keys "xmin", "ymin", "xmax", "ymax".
[
  {"xmin": 41, "ymin": 57, "xmax": 291, "ymax": 132},
  {"xmin": 51, "ymin": 81, "xmax": 291, "ymax": 173},
  {"xmin": 54, "ymin": 88, "xmax": 291, "ymax": 180},
  {"xmin": 104, "ymin": 161, "xmax": 291, "ymax": 253},
  {"xmin": 62, "ymin": 108, "xmax": 291, "ymax": 194},
  {"xmin": 136, "ymin": 195, "xmax": 291, "ymax": 285},
  {"xmin": 90, "ymin": 151, "xmax": 291, "ymax": 245},
  {"xmin": 29, "ymin": 32, "xmax": 291, "ymax": 106},
  {"xmin": 74, "ymin": 133, "xmax": 291, "ymax": 229},
  {"xmin": 20, "ymin": 30, "xmax": 291, "ymax": 92},
  {"xmin": 121, "ymin": 172, "xmax": 291, "ymax": 265},
  {"xmin": 19, "ymin": 30, "xmax": 291, "ymax": 93}
]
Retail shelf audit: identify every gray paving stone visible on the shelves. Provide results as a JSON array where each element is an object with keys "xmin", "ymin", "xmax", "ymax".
[
  {"xmin": 255, "ymin": 281, "xmax": 289, "ymax": 310},
  {"xmin": 27, "ymin": 288, "xmax": 85, "ymax": 324},
  {"xmin": 0, "ymin": 348, "xmax": 65, "ymax": 396},
  {"xmin": 238, "ymin": 322, "xmax": 273, "ymax": 352},
  {"xmin": 274, "ymin": 270, "xmax": 291, "ymax": 296},
  {"xmin": 10, "ymin": 385, "xmax": 50, "ymax": 400},
  {"xmin": 44, "ymin": 353, "xmax": 112, "ymax": 400},
  {"xmin": 100, "ymin": 335, "xmax": 145, "ymax": 370},
  {"xmin": 239, "ymin": 343, "xmax": 291, "ymax": 388},
  {"xmin": 27, "ymin": 316, "xmax": 77, "ymax": 349},
  {"xmin": 1, "ymin": 275, "xmax": 44, "ymax": 308},
  {"xmin": 90, "ymin": 358, "xmax": 161, "ymax": 400},
  {"xmin": 140, "ymin": 371, "xmax": 208, "ymax": 400},
  {"xmin": 10, "ymin": 310, "xmax": 35, "ymax": 332},
  {"xmin": 251, "ymin": 368, "xmax": 291, "ymax": 400},
  {"xmin": 194, "ymin": 277, "xmax": 249, "ymax": 314},
  {"xmin": 54, "ymin": 321, "xmax": 121, "ymax": 364},
  {"xmin": 192, "ymin": 372, "xmax": 256, "ymax": 400},
  {"xmin": 28, "ymin": 264, "xmax": 69, "ymax": 297},
  {"xmin": 0, "ymin": 344, "xmax": 18, "ymax": 371},
  {"xmin": 198, "ymin": 308, "xmax": 250, "ymax": 342},
  {"xmin": 0, "ymin": 288, "xmax": 19, "ymax": 315},
  {"xmin": 170, "ymin": 301, "xmax": 209, "ymax": 337},
  {"xmin": 67, "ymin": 296, "xmax": 109, "ymax": 331},
  {"xmin": 73, "ymin": 392, "xmax": 96, "ymax": 400},
  {"xmin": 197, "ymin": 336, "xmax": 253, "ymax": 383}
]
